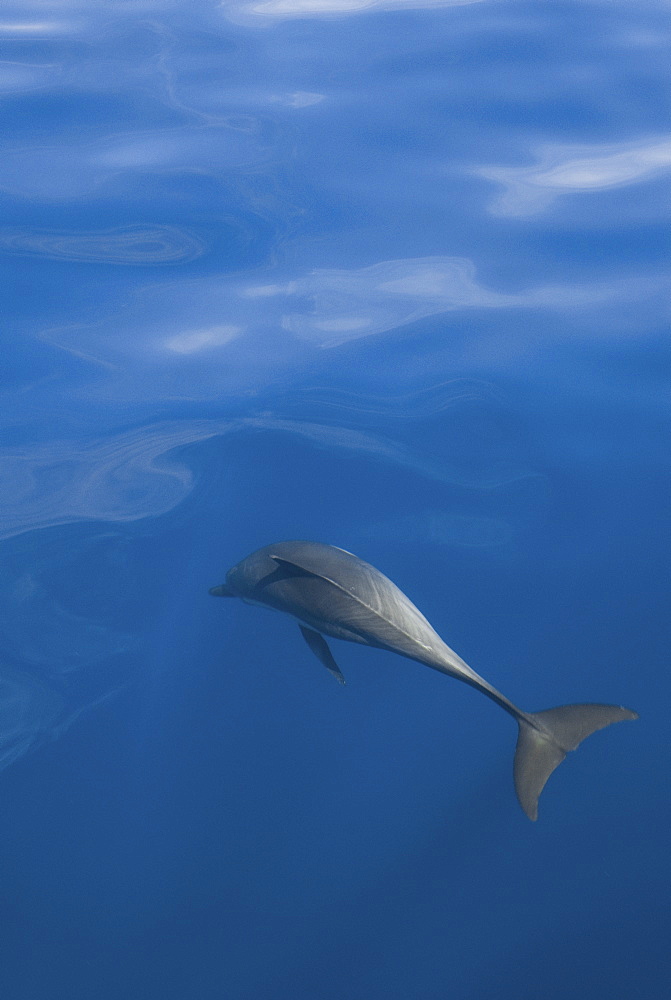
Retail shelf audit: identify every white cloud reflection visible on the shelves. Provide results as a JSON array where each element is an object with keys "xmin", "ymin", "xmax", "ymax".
[
  {"xmin": 477, "ymin": 136, "xmax": 671, "ymax": 217},
  {"xmin": 280, "ymin": 257, "xmax": 520, "ymax": 346},
  {"xmin": 283, "ymin": 91, "xmax": 325, "ymax": 108},
  {"xmin": 163, "ymin": 324, "xmax": 242, "ymax": 354},
  {"xmin": 222, "ymin": 0, "xmax": 485, "ymax": 24},
  {"xmin": 0, "ymin": 21, "xmax": 74, "ymax": 35},
  {"xmin": 276, "ymin": 256, "xmax": 656, "ymax": 348}
]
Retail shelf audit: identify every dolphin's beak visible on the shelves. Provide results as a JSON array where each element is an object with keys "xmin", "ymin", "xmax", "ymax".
[{"xmin": 209, "ymin": 583, "xmax": 234, "ymax": 597}]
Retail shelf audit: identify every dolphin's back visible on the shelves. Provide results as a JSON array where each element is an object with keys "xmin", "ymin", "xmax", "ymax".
[{"xmin": 228, "ymin": 541, "xmax": 451, "ymax": 664}]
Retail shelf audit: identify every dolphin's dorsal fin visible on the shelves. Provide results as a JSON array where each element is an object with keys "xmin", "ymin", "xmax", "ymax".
[
  {"xmin": 270, "ymin": 554, "xmax": 321, "ymax": 578},
  {"xmin": 299, "ymin": 625, "xmax": 346, "ymax": 685}
]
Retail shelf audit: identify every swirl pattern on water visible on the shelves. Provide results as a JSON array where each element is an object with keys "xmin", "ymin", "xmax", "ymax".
[
  {"xmin": 0, "ymin": 666, "xmax": 65, "ymax": 771},
  {"xmin": 0, "ymin": 224, "xmax": 206, "ymax": 265},
  {"xmin": 0, "ymin": 405, "xmax": 538, "ymax": 543}
]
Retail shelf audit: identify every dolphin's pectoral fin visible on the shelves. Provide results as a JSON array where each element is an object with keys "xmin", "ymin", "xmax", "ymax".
[
  {"xmin": 299, "ymin": 625, "xmax": 346, "ymax": 685},
  {"xmin": 209, "ymin": 583, "xmax": 235, "ymax": 597}
]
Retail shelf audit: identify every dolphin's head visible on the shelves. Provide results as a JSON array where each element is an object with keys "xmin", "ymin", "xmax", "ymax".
[
  {"xmin": 208, "ymin": 563, "xmax": 239, "ymax": 598},
  {"xmin": 209, "ymin": 547, "xmax": 281, "ymax": 601},
  {"xmin": 208, "ymin": 558, "xmax": 249, "ymax": 598}
]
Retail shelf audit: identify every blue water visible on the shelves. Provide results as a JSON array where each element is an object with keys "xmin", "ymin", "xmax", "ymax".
[{"xmin": 1, "ymin": 2, "xmax": 669, "ymax": 997}]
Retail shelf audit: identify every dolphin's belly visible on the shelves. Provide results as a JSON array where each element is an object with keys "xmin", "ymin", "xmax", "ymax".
[{"xmin": 290, "ymin": 610, "xmax": 372, "ymax": 647}]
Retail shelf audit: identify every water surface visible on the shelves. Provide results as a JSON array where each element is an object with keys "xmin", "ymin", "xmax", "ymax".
[{"xmin": 1, "ymin": 2, "xmax": 668, "ymax": 998}]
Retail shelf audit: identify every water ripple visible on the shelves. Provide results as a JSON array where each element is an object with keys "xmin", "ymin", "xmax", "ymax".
[
  {"xmin": 0, "ymin": 413, "xmax": 538, "ymax": 542},
  {"xmin": 0, "ymin": 224, "xmax": 207, "ymax": 265}
]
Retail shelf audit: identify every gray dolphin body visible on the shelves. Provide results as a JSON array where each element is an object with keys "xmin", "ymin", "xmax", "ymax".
[{"xmin": 210, "ymin": 540, "xmax": 637, "ymax": 820}]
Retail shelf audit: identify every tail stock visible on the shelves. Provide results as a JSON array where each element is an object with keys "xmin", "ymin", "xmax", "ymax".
[{"xmin": 514, "ymin": 703, "xmax": 638, "ymax": 821}]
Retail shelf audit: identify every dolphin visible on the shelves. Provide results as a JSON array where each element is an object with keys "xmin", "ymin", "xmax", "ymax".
[{"xmin": 210, "ymin": 540, "xmax": 637, "ymax": 820}]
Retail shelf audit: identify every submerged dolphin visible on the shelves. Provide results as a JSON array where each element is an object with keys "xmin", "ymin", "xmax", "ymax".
[{"xmin": 210, "ymin": 541, "xmax": 637, "ymax": 820}]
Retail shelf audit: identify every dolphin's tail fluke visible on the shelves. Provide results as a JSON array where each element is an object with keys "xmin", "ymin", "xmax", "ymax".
[{"xmin": 513, "ymin": 703, "xmax": 638, "ymax": 821}]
